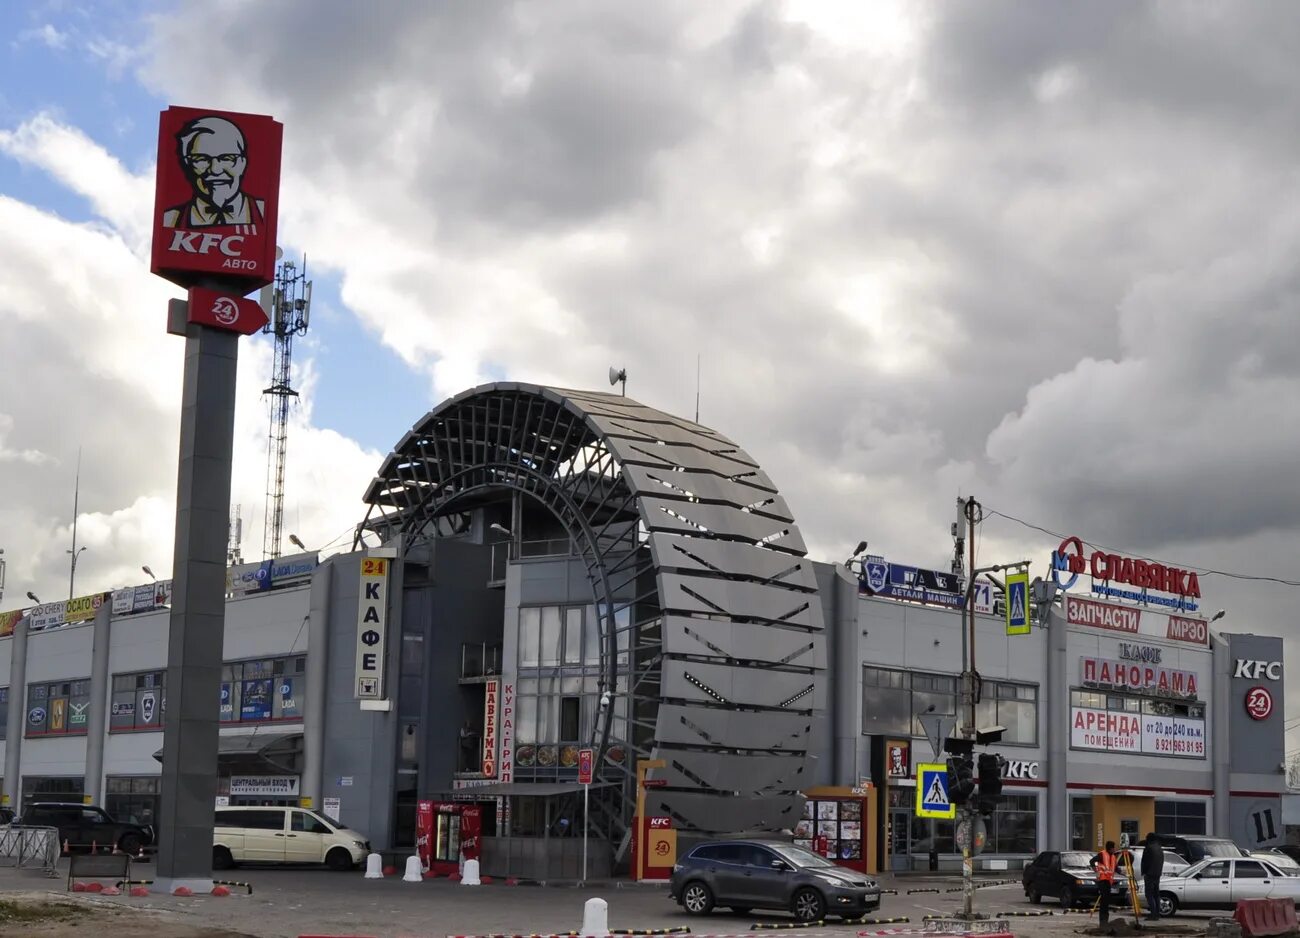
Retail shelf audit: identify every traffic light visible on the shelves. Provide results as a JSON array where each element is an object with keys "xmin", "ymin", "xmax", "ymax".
[
  {"xmin": 946, "ymin": 756, "xmax": 975, "ymax": 805},
  {"xmin": 974, "ymin": 752, "xmax": 1005, "ymax": 818}
]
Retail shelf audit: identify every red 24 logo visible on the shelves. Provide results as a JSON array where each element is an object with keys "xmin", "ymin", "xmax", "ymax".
[{"xmin": 1245, "ymin": 686, "xmax": 1273, "ymax": 721}]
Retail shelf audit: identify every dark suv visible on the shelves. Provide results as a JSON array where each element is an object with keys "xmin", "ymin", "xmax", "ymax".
[
  {"xmin": 669, "ymin": 840, "xmax": 881, "ymax": 922},
  {"xmin": 16, "ymin": 803, "xmax": 153, "ymax": 854}
]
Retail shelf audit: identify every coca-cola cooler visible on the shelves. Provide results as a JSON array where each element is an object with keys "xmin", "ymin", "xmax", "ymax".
[{"xmin": 417, "ymin": 801, "xmax": 482, "ymax": 876}]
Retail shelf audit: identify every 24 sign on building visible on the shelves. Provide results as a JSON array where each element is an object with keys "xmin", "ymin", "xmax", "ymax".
[{"xmin": 354, "ymin": 558, "xmax": 390, "ymax": 699}]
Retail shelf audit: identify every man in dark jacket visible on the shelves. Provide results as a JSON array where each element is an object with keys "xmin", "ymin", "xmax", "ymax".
[{"xmin": 1140, "ymin": 832, "xmax": 1165, "ymax": 920}]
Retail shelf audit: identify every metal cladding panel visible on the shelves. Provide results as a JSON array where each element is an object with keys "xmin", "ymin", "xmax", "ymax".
[
  {"xmin": 591, "ymin": 415, "xmax": 747, "ymax": 455},
  {"xmin": 659, "ymin": 574, "xmax": 817, "ymax": 626},
  {"xmin": 660, "ymin": 615, "xmax": 822, "ymax": 671},
  {"xmin": 640, "ymin": 497, "xmax": 808, "ymax": 553},
  {"xmin": 620, "ymin": 465, "xmax": 794, "ymax": 522},
  {"xmin": 664, "ymin": 749, "xmax": 807, "ymax": 791},
  {"xmin": 612, "ymin": 438, "xmax": 772, "ymax": 482},
  {"xmin": 662, "ymin": 659, "xmax": 810, "ymax": 709},
  {"xmin": 649, "ymin": 533, "xmax": 819, "ymax": 590},
  {"xmin": 650, "ymin": 791, "xmax": 805, "ymax": 834},
  {"xmin": 655, "ymin": 703, "xmax": 814, "ymax": 751}
]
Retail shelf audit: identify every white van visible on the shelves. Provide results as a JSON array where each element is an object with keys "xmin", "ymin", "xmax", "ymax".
[{"xmin": 213, "ymin": 806, "xmax": 370, "ymax": 871}]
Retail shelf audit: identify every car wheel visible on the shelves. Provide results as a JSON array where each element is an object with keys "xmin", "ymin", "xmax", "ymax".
[
  {"xmin": 682, "ymin": 881, "xmax": 714, "ymax": 916},
  {"xmin": 792, "ymin": 887, "xmax": 826, "ymax": 923},
  {"xmin": 325, "ymin": 847, "xmax": 354, "ymax": 871},
  {"xmin": 1027, "ymin": 888, "xmax": 1041, "ymax": 904},
  {"xmin": 1059, "ymin": 885, "xmax": 1075, "ymax": 909},
  {"xmin": 1157, "ymin": 893, "xmax": 1178, "ymax": 917},
  {"xmin": 212, "ymin": 846, "xmax": 234, "ymax": 871},
  {"xmin": 118, "ymin": 833, "xmax": 142, "ymax": 856}
]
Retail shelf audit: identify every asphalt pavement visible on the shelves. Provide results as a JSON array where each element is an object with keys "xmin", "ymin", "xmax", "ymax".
[{"xmin": 0, "ymin": 864, "xmax": 1223, "ymax": 938}]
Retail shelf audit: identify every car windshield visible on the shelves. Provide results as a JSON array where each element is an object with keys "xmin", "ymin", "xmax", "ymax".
[
  {"xmin": 1062, "ymin": 852, "xmax": 1094, "ymax": 868},
  {"xmin": 1200, "ymin": 842, "xmax": 1241, "ymax": 858},
  {"xmin": 768, "ymin": 843, "xmax": 836, "ymax": 869}
]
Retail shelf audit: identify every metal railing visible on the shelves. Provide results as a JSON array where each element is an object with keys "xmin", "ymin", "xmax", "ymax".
[{"xmin": 0, "ymin": 825, "xmax": 59, "ymax": 876}]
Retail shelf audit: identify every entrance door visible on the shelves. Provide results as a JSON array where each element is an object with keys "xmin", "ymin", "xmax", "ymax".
[{"xmin": 888, "ymin": 808, "xmax": 910, "ymax": 871}]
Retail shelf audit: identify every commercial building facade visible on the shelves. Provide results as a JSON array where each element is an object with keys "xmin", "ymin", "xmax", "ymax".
[{"xmin": 0, "ymin": 383, "xmax": 1287, "ymax": 878}]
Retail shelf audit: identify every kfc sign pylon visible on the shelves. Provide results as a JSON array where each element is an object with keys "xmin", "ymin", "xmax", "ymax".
[{"xmin": 151, "ymin": 106, "xmax": 283, "ymax": 290}]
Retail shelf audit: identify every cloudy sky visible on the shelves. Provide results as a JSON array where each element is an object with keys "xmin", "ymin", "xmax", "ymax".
[{"xmin": 3, "ymin": 2, "xmax": 1299, "ymax": 733}]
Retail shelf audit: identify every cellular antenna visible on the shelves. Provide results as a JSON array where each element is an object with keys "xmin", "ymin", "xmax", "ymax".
[{"xmin": 261, "ymin": 254, "xmax": 311, "ymax": 560}]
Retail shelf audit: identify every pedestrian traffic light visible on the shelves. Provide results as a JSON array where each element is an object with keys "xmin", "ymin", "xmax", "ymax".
[{"xmin": 946, "ymin": 756, "xmax": 975, "ymax": 805}]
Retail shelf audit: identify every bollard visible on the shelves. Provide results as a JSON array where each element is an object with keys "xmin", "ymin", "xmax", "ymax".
[
  {"xmin": 364, "ymin": 853, "xmax": 384, "ymax": 879},
  {"xmin": 580, "ymin": 897, "xmax": 610, "ymax": 938},
  {"xmin": 461, "ymin": 858, "xmax": 481, "ymax": 886},
  {"xmin": 403, "ymin": 856, "xmax": 423, "ymax": 883}
]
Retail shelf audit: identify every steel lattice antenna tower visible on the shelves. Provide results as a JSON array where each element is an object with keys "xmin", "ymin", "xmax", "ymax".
[
  {"xmin": 228, "ymin": 505, "xmax": 244, "ymax": 567},
  {"xmin": 260, "ymin": 256, "xmax": 311, "ymax": 560}
]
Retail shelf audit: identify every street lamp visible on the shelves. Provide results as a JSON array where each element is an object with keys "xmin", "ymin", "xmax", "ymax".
[
  {"xmin": 67, "ymin": 546, "xmax": 87, "ymax": 600},
  {"xmin": 289, "ymin": 534, "xmax": 307, "ymax": 552},
  {"xmin": 142, "ymin": 565, "xmax": 157, "ymax": 582},
  {"xmin": 26, "ymin": 591, "xmax": 40, "ymax": 604},
  {"xmin": 1211, "ymin": 609, "xmax": 1226, "ymax": 623}
]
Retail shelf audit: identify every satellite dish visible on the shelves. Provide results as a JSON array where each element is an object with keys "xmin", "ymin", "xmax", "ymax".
[{"xmin": 609, "ymin": 366, "xmax": 625, "ymax": 386}]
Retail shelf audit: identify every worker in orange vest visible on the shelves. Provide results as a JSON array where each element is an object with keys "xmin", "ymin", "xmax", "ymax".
[{"xmin": 1090, "ymin": 840, "xmax": 1119, "ymax": 926}]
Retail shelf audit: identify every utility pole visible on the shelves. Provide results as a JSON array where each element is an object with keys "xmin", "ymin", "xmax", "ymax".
[
  {"xmin": 959, "ymin": 496, "xmax": 978, "ymax": 919},
  {"xmin": 68, "ymin": 447, "xmax": 85, "ymax": 601}
]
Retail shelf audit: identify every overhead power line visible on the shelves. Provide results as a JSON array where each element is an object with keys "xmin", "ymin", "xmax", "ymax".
[{"xmin": 983, "ymin": 506, "xmax": 1300, "ymax": 588}]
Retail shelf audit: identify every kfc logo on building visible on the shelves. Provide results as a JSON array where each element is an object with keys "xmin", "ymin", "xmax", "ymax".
[
  {"xmin": 151, "ymin": 106, "xmax": 282, "ymax": 290},
  {"xmin": 887, "ymin": 742, "xmax": 910, "ymax": 778}
]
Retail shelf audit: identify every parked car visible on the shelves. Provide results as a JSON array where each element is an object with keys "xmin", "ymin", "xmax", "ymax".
[
  {"xmin": 670, "ymin": 840, "xmax": 882, "ymax": 922},
  {"xmin": 14, "ymin": 802, "xmax": 152, "ymax": 854},
  {"xmin": 1149, "ymin": 834, "xmax": 1243, "ymax": 863},
  {"xmin": 1270, "ymin": 844, "xmax": 1300, "ymax": 865},
  {"xmin": 1254, "ymin": 848, "xmax": 1300, "ymax": 874},
  {"xmin": 1156, "ymin": 856, "xmax": 1300, "ymax": 916},
  {"xmin": 212, "ymin": 806, "xmax": 370, "ymax": 871},
  {"xmin": 1129, "ymin": 846, "xmax": 1191, "ymax": 878},
  {"xmin": 1023, "ymin": 850, "xmax": 1128, "ymax": 908}
]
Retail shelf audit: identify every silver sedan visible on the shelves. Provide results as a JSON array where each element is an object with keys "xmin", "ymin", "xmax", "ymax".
[{"xmin": 1156, "ymin": 856, "xmax": 1300, "ymax": 916}]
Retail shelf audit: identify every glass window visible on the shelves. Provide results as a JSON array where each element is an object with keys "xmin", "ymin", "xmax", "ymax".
[
  {"xmin": 862, "ymin": 667, "xmax": 910, "ymax": 736},
  {"xmin": 564, "ymin": 608, "xmax": 582, "ymax": 665},
  {"xmin": 26, "ymin": 679, "xmax": 91, "ymax": 737},
  {"xmin": 519, "ymin": 608, "xmax": 541, "ymax": 667},
  {"xmin": 988, "ymin": 794, "xmax": 1038, "ymax": 854},
  {"xmin": 560, "ymin": 697, "xmax": 580, "ymax": 741},
  {"xmin": 291, "ymin": 810, "xmax": 332, "ymax": 834},
  {"xmin": 1201, "ymin": 861, "xmax": 1230, "ymax": 879},
  {"xmin": 540, "ymin": 607, "xmax": 562, "ymax": 667},
  {"xmin": 583, "ymin": 607, "xmax": 601, "ymax": 664},
  {"xmin": 1071, "ymin": 797, "xmax": 1094, "ymax": 851},
  {"xmin": 1234, "ymin": 861, "xmax": 1268, "ymax": 879},
  {"xmin": 516, "ymin": 696, "xmax": 537, "ymax": 745},
  {"xmin": 1155, "ymin": 800, "xmax": 1207, "ymax": 836}
]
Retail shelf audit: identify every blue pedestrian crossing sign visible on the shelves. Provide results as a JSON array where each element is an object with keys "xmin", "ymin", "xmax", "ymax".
[
  {"xmin": 915, "ymin": 762, "xmax": 956, "ymax": 819},
  {"xmin": 1005, "ymin": 570, "xmax": 1030, "ymax": 636}
]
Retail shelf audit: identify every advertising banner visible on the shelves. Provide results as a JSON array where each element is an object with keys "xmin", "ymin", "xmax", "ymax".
[
  {"xmin": 1080, "ymin": 657, "xmax": 1200, "ymax": 697},
  {"xmin": 240, "ymin": 680, "xmax": 272, "ymax": 721},
  {"xmin": 29, "ymin": 601, "xmax": 67, "ymax": 631},
  {"xmin": 227, "ymin": 552, "xmax": 317, "ymax": 595},
  {"xmin": 65, "ymin": 593, "xmax": 104, "ymax": 624},
  {"xmin": 1071, "ymin": 706, "xmax": 1205, "ymax": 758},
  {"xmin": 0, "ymin": 609, "xmax": 22, "ymax": 638},
  {"xmin": 150, "ymin": 105, "xmax": 283, "ymax": 290},
  {"xmin": 1066, "ymin": 595, "xmax": 1211, "ymax": 647},
  {"xmin": 859, "ymin": 555, "xmax": 964, "ymax": 608}
]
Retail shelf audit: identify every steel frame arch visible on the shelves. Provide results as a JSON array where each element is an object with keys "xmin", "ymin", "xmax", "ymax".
[{"xmin": 357, "ymin": 383, "xmax": 826, "ymax": 834}]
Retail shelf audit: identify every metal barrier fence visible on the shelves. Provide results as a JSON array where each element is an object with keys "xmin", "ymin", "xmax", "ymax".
[{"xmin": 0, "ymin": 825, "xmax": 60, "ymax": 876}]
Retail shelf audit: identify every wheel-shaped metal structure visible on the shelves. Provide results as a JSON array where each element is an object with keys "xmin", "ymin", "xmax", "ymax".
[{"xmin": 357, "ymin": 383, "xmax": 826, "ymax": 833}]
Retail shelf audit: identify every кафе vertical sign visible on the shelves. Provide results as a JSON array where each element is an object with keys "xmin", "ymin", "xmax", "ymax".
[{"xmin": 355, "ymin": 558, "xmax": 390, "ymax": 699}]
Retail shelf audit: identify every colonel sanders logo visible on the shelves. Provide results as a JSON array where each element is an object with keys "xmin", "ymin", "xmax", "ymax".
[
  {"xmin": 887, "ymin": 743, "xmax": 909, "ymax": 777},
  {"xmin": 163, "ymin": 115, "xmax": 266, "ymax": 232}
]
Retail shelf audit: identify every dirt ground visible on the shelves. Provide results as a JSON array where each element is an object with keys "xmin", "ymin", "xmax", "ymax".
[{"xmin": 0, "ymin": 893, "xmax": 258, "ymax": 938}]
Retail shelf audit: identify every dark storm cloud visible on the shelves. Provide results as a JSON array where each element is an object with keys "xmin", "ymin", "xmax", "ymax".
[{"xmin": 140, "ymin": 1, "xmax": 1300, "ymax": 585}]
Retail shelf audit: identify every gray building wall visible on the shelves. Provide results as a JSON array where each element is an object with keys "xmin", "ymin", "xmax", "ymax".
[
  {"xmin": 1221, "ymin": 632, "xmax": 1286, "ymax": 847},
  {"xmin": 319, "ymin": 549, "xmax": 402, "ymax": 849}
]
